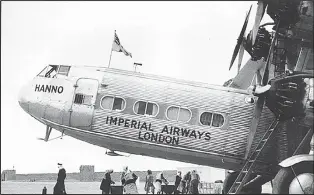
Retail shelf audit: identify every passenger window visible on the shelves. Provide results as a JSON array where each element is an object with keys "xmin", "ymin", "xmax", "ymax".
[
  {"xmin": 167, "ymin": 107, "xmax": 179, "ymax": 120},
  {"xmin": 212, "ymin": 113, "xmax": 224, "ymax": 127},
  {"xmin": 137, "ymin": 101, "xmax": 146, "ymax": 115},
  {"xmin": 166, "ymin": 106, "xmax": 192, "ymax": 122},
  {"xmin": 101, "ymin": 96, "xmax": 114, "ymax": 110},
  {"xmin": 101, "ymin": 96, "xmax": 125, "ymax": 111},
  {"xmin": 146, "ymin": 102, "xmax": 155, "ymax": 115},
  {"xmin": 134, "ymin": 101, "xmax": 158, "ymax": 116},
  {"xmin": 178, "ymin": 108, "xmax": 192, "ymax": 122},
  {"xmin": 200, "ymin": 112, "xmax": 213, "ymax": 126},
  {"xmin": 113, "ymin": 98, "xmax": 123, "ymax": 110}
]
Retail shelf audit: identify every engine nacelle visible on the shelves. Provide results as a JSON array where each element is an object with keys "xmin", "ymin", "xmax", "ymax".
[{"xmin": 265, "ymin": 72, "xmax": 309, "ymax": 120}]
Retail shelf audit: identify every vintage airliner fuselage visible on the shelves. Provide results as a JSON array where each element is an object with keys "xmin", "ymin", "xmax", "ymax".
[{"xmin": 18, "ymin": 64, "xmax": 311, "ymax": 176}]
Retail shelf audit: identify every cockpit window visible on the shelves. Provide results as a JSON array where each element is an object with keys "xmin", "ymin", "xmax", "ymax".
[
  {"xmin": 58, "ymin": 65, "xmax": 71, "ymax": 76},
  {"xmin": 37, "ymin": 65, "xmax": 71, "ymax": 78},
  {"xmin": 37, "ymin": 66, "xmax": 48, "ymax": 77},
  {"xmin": 37, "ymin": 65, "xmax": 58, "ymax": 78}
]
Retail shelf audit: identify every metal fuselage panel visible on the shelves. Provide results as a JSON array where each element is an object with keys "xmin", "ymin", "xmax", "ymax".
[
  {"xmin": 23, "ymin": 76, "xmax": 75, "ymax": 127},
  {"xmin": 89, "ymin": 69, "xmax": 259, "ymax": 170},
  {"xmin": 22, "ymin": 67, "xmax": 279, "ymax": 171}
]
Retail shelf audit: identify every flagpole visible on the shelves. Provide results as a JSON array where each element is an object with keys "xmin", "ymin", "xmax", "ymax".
[{"xmin": 108, "ymin": 30, "xmax": 116, "ymax": 68}]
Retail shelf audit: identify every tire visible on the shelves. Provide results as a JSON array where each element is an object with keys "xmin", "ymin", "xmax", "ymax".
[
  {"xmin": 223, "ymin": 171, "xmax": 262, "ymax": 194},
  {"xmin": 272, "ymin": 161, "xmax": 314, "ymax": 194}
]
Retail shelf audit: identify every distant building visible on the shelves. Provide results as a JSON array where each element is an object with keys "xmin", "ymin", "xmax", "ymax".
[
  {"xmin": 80, "ymin": 165, "xmax": 95, "ymax": 181},
  {"xmin": 1, "ymin": 170, "xmax": 16, "ymax": 181}
]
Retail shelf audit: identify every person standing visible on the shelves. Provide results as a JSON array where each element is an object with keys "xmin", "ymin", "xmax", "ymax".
[
  {"xmin": 155, "ymin": 172, "xmax": 168, "ymax": 194},
  {"xmin": 42, "ymin": 186, "xmax": 47, "ymax": 194},
  {"xmin": 174, "ymin": 171, "xmax": 182, "ymax": 194},
  {"xmin": 100, "ymin": 169, "xmax": 115, "ymax": 194},
  {"xmin": 179, "ymin": 171, "xmax": 191, "ymax": 194},
  {"xmin": 145, "ymin": 170, "xmax": 155, "ymax": 194},
  {"xmin": 189, "ymin": 170, "xmax": 200, "ymax": 194},
  {"xmin": 121, "ymin": 166, "xmax": 138, "ymax": 194},
  {"xmin": 53, "ymin": 163, "xmax": 66, "ymax": 194}
]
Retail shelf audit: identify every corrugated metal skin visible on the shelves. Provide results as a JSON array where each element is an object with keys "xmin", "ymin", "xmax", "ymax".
[
  {"xmin": 248, "ymin": 106, "xmax": 294, "ymax": 165},
  {"xmin": 226, "ymin": 104, "xmax": 255, "ymax": 157},
  {"xmin": 92, "ymin": 70, "xmax": 256, "ymax": 159},
  {"xmin": 249, "ymin": 107, "xmax": 274, "ymax": 158}
]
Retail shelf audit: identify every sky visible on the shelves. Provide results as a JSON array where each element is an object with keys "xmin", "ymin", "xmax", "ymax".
[{"xmin": 1, "ymin": 1, "xmax": 274, "ymax": 174}]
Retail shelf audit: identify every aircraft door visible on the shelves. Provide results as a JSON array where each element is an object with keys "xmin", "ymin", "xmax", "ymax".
[{"xmin": 69, "ymin": 78, "xmax": 99, "ymax": 130}]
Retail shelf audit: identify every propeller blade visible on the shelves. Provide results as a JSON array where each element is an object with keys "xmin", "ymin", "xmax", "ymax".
[
  {"xmin": 238, "ymin": 43, "xmax": 245, "ymax": 74},
  {"xmin": 252, "ymin": 1, "xmax": 267, "ymax": 45},
  {"xmin": 229, "ymin": 42, "xmax": 241, "ymax": 70},
  {"xmin": 229, "ymin": 5, "xmax": 253, "ymax": 70}
]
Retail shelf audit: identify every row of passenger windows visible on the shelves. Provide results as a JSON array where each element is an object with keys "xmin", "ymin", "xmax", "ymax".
[{"xmin": 100, "ymin": 96, "xmax": 225, "ymax": 127}]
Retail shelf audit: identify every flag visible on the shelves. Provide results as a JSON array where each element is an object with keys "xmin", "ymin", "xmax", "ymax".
[{"xmin": 112, "ymin": 32, "xmax": 132, "ymax": 58}]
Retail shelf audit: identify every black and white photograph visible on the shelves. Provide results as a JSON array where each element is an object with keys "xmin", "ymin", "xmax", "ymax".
[{"xmin": 1, "ymin": 1, "xmax": 313, "ymax": 194}]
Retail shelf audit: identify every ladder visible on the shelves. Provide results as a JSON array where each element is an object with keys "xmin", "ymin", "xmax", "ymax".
[
  {"xmin": 227, "ymin": 118, "xmax": 281, "ymax": 194},
  {"xmin": 272, "ymin": 37, "xmax": 286, "ymax": 77}
]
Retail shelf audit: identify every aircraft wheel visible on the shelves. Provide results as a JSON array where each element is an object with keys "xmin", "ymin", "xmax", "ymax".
[{"xmin": 272, "ymin": 161, "xmax": 314, "ymax": 194}]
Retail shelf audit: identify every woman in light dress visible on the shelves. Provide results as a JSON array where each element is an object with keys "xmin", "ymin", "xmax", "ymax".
[
  {"xmin": 155, "ymin": 171, "xmax": 168, "ymax": 194},
  {"xmin": 145, "ymin": 170, "xmax": 155, "ymax": 194},
  {"xmin": 121, "ymin": 166, "xmax": 138, "ymax": 194}
]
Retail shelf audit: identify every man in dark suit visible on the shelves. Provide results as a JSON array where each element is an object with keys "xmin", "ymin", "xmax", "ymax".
[
  {"xmin": 100, "ymin": 169, "xmax": 115, "ymax": 194},
  {"xmin": 174, "ymin": 171, "xmax": 182, "ymax": 194},
  {"xmin": 53, "ymin": 163, "xmax": 66, "ymax": 194}
]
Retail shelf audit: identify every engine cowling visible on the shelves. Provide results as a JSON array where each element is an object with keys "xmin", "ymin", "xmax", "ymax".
[{"xmin": 265, "ymin": 72, "xmax": 308, "ymax": 120}]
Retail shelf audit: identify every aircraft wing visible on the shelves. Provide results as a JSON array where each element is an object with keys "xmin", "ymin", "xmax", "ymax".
[{"xmin": 226, "ymin": 58, "xmax": 268, "ymax": 90}]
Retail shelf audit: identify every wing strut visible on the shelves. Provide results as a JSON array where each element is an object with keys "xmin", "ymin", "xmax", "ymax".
[
  {"xmin": 44, "ymin": 126, "xmax": 52, "ymax": 142},
  {"xmin": 37, "ymin": 126, "xmax": 65, "ymax": 142}
]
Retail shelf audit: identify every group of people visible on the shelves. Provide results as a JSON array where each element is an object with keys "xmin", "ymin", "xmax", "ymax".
[
  {"xmin": 144, "ymin": 170, "xmax": 169, "ymax": 194},
  {"xmin": 100, "ymin": 166, "xmax": 140, "ymax": 194},
  {"xmin": 144, "ymin": 169, "xmax": 200, "ymax": 194},
  {"xmin": 51, "ymin": 163, "xmax": 200, "ymax": 194},
  {"xmin": 101, "ymin": 167, "xmax": 170, "ymax": 194},
  {"xmin": 174, "ymin": 170, "xmax": 201, "ymax": 194}
]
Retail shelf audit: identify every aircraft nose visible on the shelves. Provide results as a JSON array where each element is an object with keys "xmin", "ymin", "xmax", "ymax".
[{"xmin": 18, "ymin": 85, "xmax": 29, "ymax": 113}]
